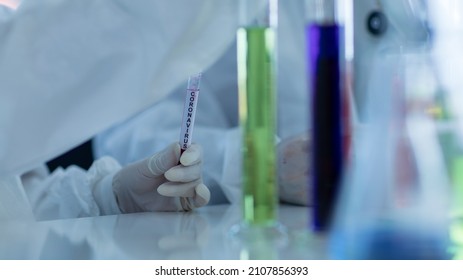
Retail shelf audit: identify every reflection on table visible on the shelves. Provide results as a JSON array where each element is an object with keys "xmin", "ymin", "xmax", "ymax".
[{"xmin": 0, "ymin": 205, "xmax": 328, "ymax": 260}]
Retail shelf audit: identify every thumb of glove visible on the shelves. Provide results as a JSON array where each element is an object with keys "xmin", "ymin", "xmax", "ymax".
[{"xmin": 145, "ymin": 143, "xmax": 181, "ymax": 177}]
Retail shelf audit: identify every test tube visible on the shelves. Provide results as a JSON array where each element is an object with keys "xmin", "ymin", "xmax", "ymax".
[
  {"xmin": 179, "ymin": 73, "xmax": 202, "ymax": 153},
  {"xmin": 237, "ymin": 0, "xmax": 278, "ymax": 226},
  {"xmin": 305, "ymin": 0, "xmax": 345, "ymax": 231}
]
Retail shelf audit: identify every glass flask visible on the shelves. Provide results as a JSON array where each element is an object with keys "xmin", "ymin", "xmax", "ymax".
[{"xmin": 329, "ymin": 48, "xmax": 452, "ymax": 260}]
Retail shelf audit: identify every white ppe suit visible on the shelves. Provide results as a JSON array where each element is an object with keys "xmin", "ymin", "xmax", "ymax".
[
  {"xmin": 0, "ymin": 0, "xmax": 239, "ymax": 221},
  {"xmin": 94, "ymin": 0, "xmax": 309, "ymax": 205}
]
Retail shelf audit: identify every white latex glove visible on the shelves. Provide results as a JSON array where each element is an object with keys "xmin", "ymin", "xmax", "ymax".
[
  {"xmin": 112, "ymin": 142, "xmax": 210, "ymax": 212},
  {"xmin": 277, "ymin": 128, "xmax": 354, "ymax": 206},
  {"xmin": 277, "ymin": 133, "xmax": 311, "ymax": 206}
]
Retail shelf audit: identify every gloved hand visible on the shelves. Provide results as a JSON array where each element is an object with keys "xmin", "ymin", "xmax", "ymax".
[
  {"xmin": 112, "ymin": 142, "xmax": 210, "ymax": 212},
  {"xmin": 277, "ymin": 129, "xmax": 353, "ymax": 206},
  {"xmin": 277, "ymin": 133, "xmax": 311, "ymax": 206}
]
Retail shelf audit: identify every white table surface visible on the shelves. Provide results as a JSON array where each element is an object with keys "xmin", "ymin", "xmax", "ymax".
[{"xmin": 0, "ymin": 204, "xmax": 329, "ymax": 260}]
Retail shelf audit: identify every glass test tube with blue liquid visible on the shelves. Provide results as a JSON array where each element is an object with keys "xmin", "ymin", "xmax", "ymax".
[
  {"xmin": 305, "ymin": 0, "xmax": 344, "ymax": 231},
  {"xmin": 237, "ymin": 0, "xmax": 278, "ymax": 227}
]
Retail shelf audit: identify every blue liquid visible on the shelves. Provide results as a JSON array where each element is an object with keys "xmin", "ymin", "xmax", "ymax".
[
  {"xmin": 331, "ymin": 226, "xmax": 451, "ymax": 260},
  {"xmin": 306, "ymin": 24, "xmax": 343, "ymax": 231}
]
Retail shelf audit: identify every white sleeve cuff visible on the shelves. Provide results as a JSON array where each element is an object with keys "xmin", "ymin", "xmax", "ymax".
[
  {"xmin": 93, "ymin": 171, "xmax": 122, "ymax": 215},
  {"xmin": 88, "ymin": 156, "xmax": 122, "ymax": 215}
]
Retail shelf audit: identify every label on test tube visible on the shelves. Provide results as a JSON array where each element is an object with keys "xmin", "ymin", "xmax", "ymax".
[{"xmin": 179, "ymin": 73, "xmax": 202, "ymax": 152}]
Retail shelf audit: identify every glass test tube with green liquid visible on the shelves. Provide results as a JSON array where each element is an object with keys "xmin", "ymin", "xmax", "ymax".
[{"xmin": 237, "ymin": 0, "xmax": 278, "ymax": 226}]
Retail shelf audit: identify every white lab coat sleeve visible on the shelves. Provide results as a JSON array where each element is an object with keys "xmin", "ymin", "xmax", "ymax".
[{"xmin": 22, "ymin": 157, "xmax": 122, "ymax": 221}]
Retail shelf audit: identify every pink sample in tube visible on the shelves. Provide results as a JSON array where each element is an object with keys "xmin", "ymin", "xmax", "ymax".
[{"xmin": 179, "ymin": 73, "xmax": 202, "ymax": 153}]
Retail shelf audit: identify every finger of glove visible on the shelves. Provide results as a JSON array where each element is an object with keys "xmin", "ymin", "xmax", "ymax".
[
  {"xmin": 180, "ymin": 143, "xmax": 202, "ymax": 166},
  {"xmin": 157, "ymin": 180, "xmax": 201, "ymax": 197},
  {"xmin": 181, "ymin": 183, "xmax": 211, "ymax": 211},
  {"xmin": 164, "ymin": 163, "xmax": 201, "ymax": 183},
  {"xmin": 146, "ymin": 142, "xmax": 181, "ymax": 177}
]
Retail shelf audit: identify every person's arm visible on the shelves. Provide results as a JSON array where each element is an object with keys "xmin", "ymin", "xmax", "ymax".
[
  {"xmin": 23, "ymin": 143, "xmax": 210, "ymax": 221},
  {"xmin": 22, "ymin": 157, "xmax": 122, "ymax": 220}
]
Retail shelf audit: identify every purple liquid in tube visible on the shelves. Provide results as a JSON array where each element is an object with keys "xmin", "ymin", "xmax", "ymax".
[{"xmin": 306, "ymin": 23, "xmax": 343, "ymax": 231}]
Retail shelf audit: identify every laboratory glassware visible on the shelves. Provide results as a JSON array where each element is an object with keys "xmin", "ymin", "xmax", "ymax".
[
  {"xmin": 305, "ymin": 0, "xmax": 346, "ymax": 231},
  {"xmin": 237, "ymin": 0, "xmax": 279, "ymax": 227},
  {"xmin": 330, "ymin": 49, "xmax": 452, "ymax": 259}
]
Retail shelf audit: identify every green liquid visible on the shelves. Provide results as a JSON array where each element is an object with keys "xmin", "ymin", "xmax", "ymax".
[{"xmin": 237, "ymin": 27, "xmax": 277, "ymax": 226}]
